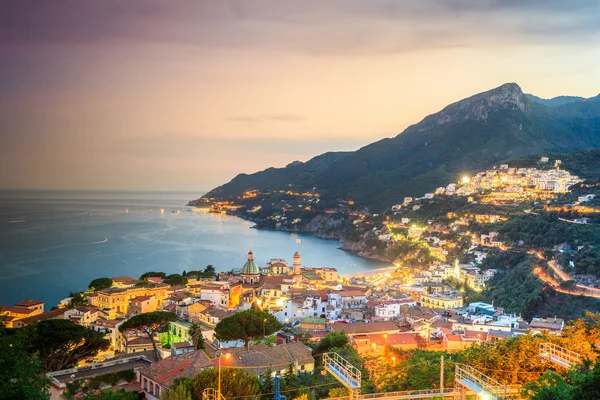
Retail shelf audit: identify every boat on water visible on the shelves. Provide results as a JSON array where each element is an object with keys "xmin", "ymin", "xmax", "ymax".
[
  {"xmin": 92, "ymin": 238, "xmax": 108, "ymax": 244},
  {"xmin": 8, "ymin": 219, "xmax": 26, "ymax": 223}
]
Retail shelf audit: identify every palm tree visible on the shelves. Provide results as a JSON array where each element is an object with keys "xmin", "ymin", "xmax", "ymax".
[{"xmin": 188, "ymin": 322, "xmax": 204, "ymax": 350}]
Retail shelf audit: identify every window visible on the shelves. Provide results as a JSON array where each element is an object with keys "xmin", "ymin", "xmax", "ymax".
[{"xmin": 301, "ymin": 365, "xmax": 305, "ymax": 370}]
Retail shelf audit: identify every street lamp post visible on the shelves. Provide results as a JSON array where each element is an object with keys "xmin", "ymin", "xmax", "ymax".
[
  {"xmin": 391, "ymin": 356, "xmax": 396, "ymax": 366},
  {"xmin": 263, "ymin": 318, "xmax": 268, "ymax": 339},
  {"xmin": 217, "ymin": 351, "xmax": 231, "ymax": 399}
]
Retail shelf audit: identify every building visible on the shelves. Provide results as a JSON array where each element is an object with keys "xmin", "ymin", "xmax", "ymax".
[
  {"xmin": 529, "ymin": 317, "xmax": 564, "ymax": 334},
  {"xmin": 140, "ymin": 350, "xmax": 213, "ymax": 399},
  {"xmin": 111, "ymin": 276, "xmax": 138, "ymax": 288},
  {"xmin": 0, "ymin": 299, "xmax": 45, "ymax": 328},
  {"xmin": 420, "ymin": 292, "xmax": 464, "ymax": 309},
  {"xmin": 352, "ymin": 333, "xmax": 418, "ymax": 354},
  {"xmin": 128, "ymin": 295, "xmax": 157, "ymax": 316},
  {"xmin": 266, "ymin": 258, "xmax": 291, "ymax": 275},
  {"xmin": 241, "ymin": 250, "xmax": 261, "ymax": 285},
  {"xmin": 330, "ymin": 321, "xmax": 401, "ymax": 337},
  {"xmin": 97, "ymin": 284, "xmax": 168, "ymax": 317},
  {"xmin": 216, "ymin": 342, "xmax": 314, "ymax": 377}
]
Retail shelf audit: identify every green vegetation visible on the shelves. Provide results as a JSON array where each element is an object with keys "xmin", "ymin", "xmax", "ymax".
[
  {"xmin": 65, "ymin": 369, "xmax": 136, "ymax": 397},
  {"xmin": 214, "ymin": 308, "xmax": 282, "ymax": 350},
  {"xmin": 67, "ymin": 291, "xmax": 89, "ymax": 309},
  {"xmin": 140, "ymin": 271, "xmax": 167, "ymax": 279},
  {"xmin": 163, "ymin": 274, "xmax": 188, "ymax": 286},
  {"xmin": 199, "ymin": 84, "xmax": 600, "ymax": 211},
  {"xmin": 190, "ymin": 369, "xmax": 260, "ymax": 399},
  {"xmin": 0, "ymin": 331, "xmax": 50, "ymax": 400},
  {"xmin": 89, "ymin": 277, "xmax": 113, "ymax": 291},
  {"xmin": 119, "ymin": 311, "xmax": 177, "ymax": 360}
]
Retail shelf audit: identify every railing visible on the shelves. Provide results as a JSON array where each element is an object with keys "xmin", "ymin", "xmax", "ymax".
[
  {"xmin": 202, "ymin": 388, "xmax": 227, "ymax": 400},
  {"xmin": 359, "ymin": 388, "xmax": 459, "ymax": 399},
  {"xmin": 455, "ymin": 363, "xmax": 507, "ymax": 399},
  {"xmin": 323, "ymin": 352, "xmax": 362, "ymax": 389},
  {"xmin": 539, "ymin": 343, "xmax": 581, "ymax": 369}
]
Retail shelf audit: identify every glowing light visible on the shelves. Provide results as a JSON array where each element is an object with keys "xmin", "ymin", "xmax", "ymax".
[{"xmin": 462, "ymin": 176, "xmax": 470, "ymax": 184}]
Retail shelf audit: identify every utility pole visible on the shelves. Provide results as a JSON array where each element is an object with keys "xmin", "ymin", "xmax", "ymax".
[{"xmin": 440, "ymin": 355, "xmax": 444, "ymax": 392}]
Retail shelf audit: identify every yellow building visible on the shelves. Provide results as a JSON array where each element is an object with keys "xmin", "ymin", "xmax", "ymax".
[
  {"xmin": 420, "ymin": 292, "xmax": 463, "ymax": 309},
  {"xmin": 0, "ymin": 300, "xmax": 44, "ymax": 328},
  {"xmin": 98, "ymin": 285, "xmax": 168, "ymax": 317}
]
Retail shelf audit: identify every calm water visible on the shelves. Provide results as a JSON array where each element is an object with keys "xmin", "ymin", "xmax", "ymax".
[{"xmin": 0, "ymin": 190, "xmax": 385, "ymax": 307}]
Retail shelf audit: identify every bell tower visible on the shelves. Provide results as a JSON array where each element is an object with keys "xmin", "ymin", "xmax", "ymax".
[{"xmin": 293, "ymin": 251, "xmax": 301, "ymax": 275}]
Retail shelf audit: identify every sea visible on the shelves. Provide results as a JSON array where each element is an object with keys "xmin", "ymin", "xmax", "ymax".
[{"xmin": 0, "ymin": 190, "xmax": 386, "ymax": 307}]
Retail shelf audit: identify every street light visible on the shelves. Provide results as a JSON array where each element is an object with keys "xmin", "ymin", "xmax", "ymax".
[
  {"xmin": 217, "ymin": 351, "xmax": 231, "ymax": 399},
  {"xmin": 391, "ymin": 356, "xmax": 396, "ymax": 366},
  {"xmin": 384, "ymin": 333, "xmax": 388, "ymax": 345},
  {"xmin": 263, "ymin": 317, "xmax": 268, "ymax": 339}
]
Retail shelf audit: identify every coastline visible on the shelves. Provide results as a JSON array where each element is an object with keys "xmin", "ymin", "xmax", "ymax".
[{"xmin": 233, "ymin": 211, "xmax": 393, "ymax": 265}]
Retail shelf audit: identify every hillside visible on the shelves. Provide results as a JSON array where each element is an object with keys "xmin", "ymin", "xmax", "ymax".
[{"xmin": 195, "ymin": 83, "xmax": 600, "ymax": 211}]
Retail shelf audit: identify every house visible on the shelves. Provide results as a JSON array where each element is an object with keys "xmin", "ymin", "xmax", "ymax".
[
  {"xmin": 300, "ymin": 317, "xmax": 326, "ymax": 331},
  {"xmin": 529, "ymin": 317, "xmax": 564, "ymax": 335},
  {"xmin": 330, "ymin": 321, "xmax": 401, "ymax": 337},
  {"xmin": 128, "ymin": 295, "xmax": 157, "ymax": 316},
  {"xmin": 171, "ymin": 341, "xmax": 195, "ymax": 356},
  {"xmin": 420, "ymin": 292, "xmax": 464, "ymax": 309},
  {"xmin": 438, "ymin": 328, "xmax": 464, "ymax": 351},
  {"xmin": 97, "ymin": 284, "xmax": 168, "ymax": 317},
  {"xmin": 140, "ymin": 350, "xmax": 213, "ymax": 399},
  {"xmin": 16, "ymin": 308, "xmax": 65, "ymax": 328},
  {"xmin": 89, "ymin": 319, "xmax": 125, "ymax": 350},
  {"xmin": 277, "ymin": 331, "xmax": 298, "ymax": 345},
  {"xmin": 111, "ymin": 276, "xmax": 138, "ymax": 288},
  {"xmin": 216, "ymin": 342, "xmax": 314, "ymax": 377},
  {"xmin": 352, "ymin": 333, "xmax": 418, "ymax": 354},
  {"xmin": 64, "ymin": 306, "xmax": 106, "ymax": 326},
  {"xmin": 0, "ymin": 300, "xmax": 45, "ymax": 328}
]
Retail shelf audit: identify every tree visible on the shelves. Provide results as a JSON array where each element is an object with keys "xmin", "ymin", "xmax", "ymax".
[
  {"xmin": 191, "ymin": 368, "xmax": 260, "ymax": 400},
  {"xmin": 163, "ymin": 274, "xmax": 188, "ymax": 286},
  {"xmin": 260, "ymin": 368, "xmax": 274, "ymax": 400},
  {"xmin": 161, "ymin": 379, "xmax": 192, "ymax": 400},
  {"xmin": 30, "ymin": 319, "xmax": 110, "ymax": 371},
  {"xmin": 67, "ymin": 291, "xmax": 88, "ymax": 309},
  {"xmin": 204, "ymin": 265, "xmax": 216, "ymax": 276},
  {"xmin": 0, "ymin": 334, "xmax": 50, "ymax": 400},
  {"xmin": 119, "ymin": 311, "xmax": 176, "ymax": 360},
  {"xmin": 89, "ymin": 277, "xmax": 113, "ymax": 291},
  {"xmin": 215, "ymin": 308, "xmax": 282, "ymax": 350},
  {"xmin": 140, "ymin": 271, "xmax": 167, "ymax": 279},
  {"xmin": 312, "ymin": 332, "xmax": 349, "ymax": 357},
  {"xmin": 188, "ymin": 322, "xmax": 204, "ymax": 350}
]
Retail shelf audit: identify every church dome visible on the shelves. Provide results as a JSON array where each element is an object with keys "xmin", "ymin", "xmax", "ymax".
[
  {"xmin": 242, "ymin": 250, "xmax": 260, "ymax": 275},
  {"xmin": 242, "ymin": 260, "xmax": 260, "ymax": 275}
]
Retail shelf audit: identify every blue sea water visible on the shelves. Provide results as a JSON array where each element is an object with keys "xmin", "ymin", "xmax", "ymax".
[{"xmin": 0, "ymin": 190, "xmax": 385, "ymax": 307}]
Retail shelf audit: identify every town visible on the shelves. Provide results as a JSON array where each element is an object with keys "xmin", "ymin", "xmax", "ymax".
[{"xmin": 2, "ymin": 158, "xmax": 600, "ymax": 400}]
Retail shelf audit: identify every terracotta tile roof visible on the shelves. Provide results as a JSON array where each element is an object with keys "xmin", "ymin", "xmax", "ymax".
[
  {"xmin": 111, "ymin": 276, "xmax": 138, "ymax": 284},
  {"xmin": 216, "ymin": 342, "xmax": 314, "ymax": 376},
  {"xmin": 19, "ymin": 309, "xmax": 65, "ymax": 325},
  {"xmin": 127, "ymin": 337, "xmax": 154, "ymax": 346},
  {"xmin": 141, "ymin": 350, "xmax": 213, "ymax": 388},
  {"xmin": 362, "ymin": 333, "xmax": 418, "ymax": 346},
  {"xmin": 14, "ymin": 300, "xmax": 44, "ymax": 307},
  {"xmin": 330, "ymin": 321, "xmax": 400, "ymax": 335},
  {"xmin": 133, "ymin": 296, "xmax": 152, "ymax": 302},
  {"xmin": 0, "ymin": 305, "xmax": 37, "ymax": 315}
]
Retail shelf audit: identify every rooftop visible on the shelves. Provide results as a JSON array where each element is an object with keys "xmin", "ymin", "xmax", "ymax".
[{"xmin": 141, "ymin": 350, "xmax": 213, "ymax": 388}]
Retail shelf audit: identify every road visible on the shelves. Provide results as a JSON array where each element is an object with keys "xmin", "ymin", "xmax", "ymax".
[{"xmin": 533, "ymin": 260, "xmax": 600, "ymax": 299}]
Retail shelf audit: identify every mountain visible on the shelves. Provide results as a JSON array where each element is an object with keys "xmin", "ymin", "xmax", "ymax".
[
  {"xmin": 525, "ymin": 94, "xmax": 586, "ymax": 107},
  {"xmin": 196, "ymin": 83, "xmax": 600, "ymax": 211}
]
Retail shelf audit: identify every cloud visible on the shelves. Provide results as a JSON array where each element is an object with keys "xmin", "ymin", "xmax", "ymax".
[
  {"xmin": 224, "ymin": 114, "xmax": 305, "ymax": 123},
  {"xmin": 2, "ymin": 0, "xmax": 599, "ymax": 55}
]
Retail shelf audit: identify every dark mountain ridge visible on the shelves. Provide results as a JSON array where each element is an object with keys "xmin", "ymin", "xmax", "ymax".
[{"xmin": 195, "ymin": 83, "xmax": 600, "ymax": 211}]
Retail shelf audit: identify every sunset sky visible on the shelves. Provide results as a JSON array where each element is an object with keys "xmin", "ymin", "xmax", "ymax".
[{"xmin": 1, "ymin": 1, "xmax": 600, "ymax": 192}]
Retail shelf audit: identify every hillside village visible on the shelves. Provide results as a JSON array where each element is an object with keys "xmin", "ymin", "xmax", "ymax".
[{"xmin": 1, "ymin": 243, "xmax": 574, "ymax": 399}]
